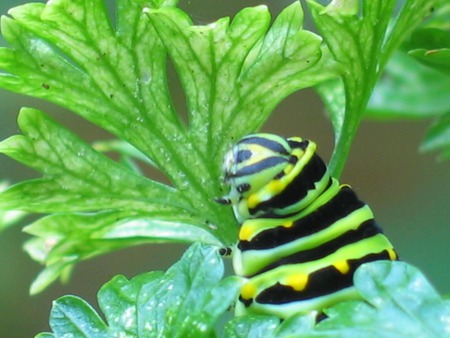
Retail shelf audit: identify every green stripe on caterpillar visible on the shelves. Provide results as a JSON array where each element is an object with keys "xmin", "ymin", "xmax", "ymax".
[{"xmin": 218, "ymin": 133, "xmax": 397, "ymax": 319}]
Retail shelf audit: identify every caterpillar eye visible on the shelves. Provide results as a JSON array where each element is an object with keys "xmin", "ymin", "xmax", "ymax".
[{"xmin": 236, "ymin": 183, "xmax": 250, "ymax": 193}]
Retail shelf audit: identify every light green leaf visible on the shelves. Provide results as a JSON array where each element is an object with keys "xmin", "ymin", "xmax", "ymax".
[
  {"xmin": 403, "ymin": 26, "xmax": 450, "ymax": 74},
  {"xmin": 0, "ymin": 181, "xmax": 26, "ymax": 232},
  {"xmin": 147, "ymin": 2, "xmax": 339, "ymax": 164},
  {"xmin": 37, "ymin": 243, "xmax": 240, "ymax": 337},
  {"xmin": 224, "ymin": 313, "xmax": 316, "ymax": 338},
  {"xmin": 312, "ymin": 261, "xmax": 450, "ymax": 337},
  {"xmin": 34, "ymin": 333, "xmax": 54, "ymax": 338},
  {"xmin": 224, "ymin": 315, "xmax": 281, "ymax": 338},
  {"xmin": 49, "ymin": 295, "xmax": 109, "ymax": 337},
  {"xmin": 98, "ymin": 272, "xmax": 164, "ymax": 337},
  {"xmin": 367, "ymin": 52, "xmax": 450, "ymax": 119},
  {"xmin": 309, "ymin": 0, "xmax": 436, "ymax": 177},
  {"xmin": 0, "ymin": 0, "xmax": 342, "ymax": 291},
  {"xmin": 409, "ymin": 48, "xmax": 450, "ymax": 75},
  {"xmin": 224, "ymin": 261, "xmax": 450, "ymax": 337},
  {"xmin": 0, "ymin": 108, "xmax": 188, "ymax": 214},
  {"xmin": 137, "ymin": 243, "xmax": 241, "ymax": 337},
  {"xmin": 23, "ymin": 209, "xmax": 221, "ymax": 294},
  {"xmin": 93, "ymin": 138, "xmax": 156, "ymax": 173}
]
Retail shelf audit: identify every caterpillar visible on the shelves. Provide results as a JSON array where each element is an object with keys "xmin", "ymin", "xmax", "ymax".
[{"xmin": 217, "ymin": 133, "xmax": 398, "ymax": 319}]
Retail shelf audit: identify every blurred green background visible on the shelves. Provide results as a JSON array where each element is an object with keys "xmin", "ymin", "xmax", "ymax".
[{"xmin": 0, "ymin": 0, "xmax": 449, "ymax": 336}]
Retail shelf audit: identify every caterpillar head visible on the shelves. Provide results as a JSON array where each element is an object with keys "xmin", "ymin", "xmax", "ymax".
[{"xmin": 217, "ymin": 133, "xmax": 294, "ymax": 220}]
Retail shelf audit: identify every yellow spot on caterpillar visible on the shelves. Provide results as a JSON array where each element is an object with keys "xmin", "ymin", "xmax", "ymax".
[
  {"xmin": 267, "ymin": 180, "xmax": 282, "ymax": 194},
  {"xmin": 239, "ymin": 224, "xmax": 254, "ymax": 241},
  {"xmin": 388, "ymin": 248, "xmax": 397, "ymax": 260},
  {"xmin": 241, "ymin": 282, "xmax": 257, "ymax": 300},
  {"xmin": 282, "ymin": 220, "xmax": 293, "ymax": 228},
  {"xmin": 286, "ymin": 273, "xmax": 308, "ymax": 291},
  {"xmin": 247, "ymin": 194, "xmax": 259, "ymax": 209},
  {"xmin": 334, "ymin": 260, "xmax": 350, "ymax": 274}
]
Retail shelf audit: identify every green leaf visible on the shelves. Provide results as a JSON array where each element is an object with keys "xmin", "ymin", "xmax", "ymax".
[
  {"xmin": 224, "ymin": 316, "xmax": 281, "ymax": 338},
  {"xmin": 0, "ymin": 0, "xmax": 232, "ymax": 236},
  {"xmin": 98, "ymin": 272, "xmax": 164, "ymax": 337},
  {"xmin": 0, "ymin": 0, "xmax": 341, "ymax": 291},
  {"xmin": 49, "ymin": 295, "xmax": 109, "ymax": 337},
  {"xmin": 146, "ymin": 2, "xmax": 339, "ymax": 164},
  {"xmin": 420, "ymin": 111, "xmax": 450, "ymax": 160},
  {"xmin": 312, "ymin": 261, "xmax": 450, "ymax": 337},
  {"xmin": 0, "ymin": 108, "xmax": 187, "ymax": 214},
  {"xmin": 224, "ymin": 314, "xmax": 316, "ymax": 338},
  {"xmin": 409, "ymin": 48, "xmax": 450, "ymax": 75},
  {"xmin": 93, "ymin": 139, "xmax": 156, "ymax": 174},
  {"xmin": 34, "ymin": 334, "xmax": 54, "ymax": 338},
  {"xmin": 0, "ymin": 181, "xmax": 26, "ymax": 232},
  {"xmin": 309, "ymin": 0, "xmax": 436, "ymax": 177},
  {"xmin": 403, "ymin": 26, "xmax": 450, "ymax": 74},
  {"xmin": 136, "ymin": 244, "xmax": 241, "ymax": 337},
  {"xmin": 38, "ymin": 243, "xmax": 241, "ymax": 337},
  {"xmin": 367, "ymin": 52, "xmax": 450, "ymax": 119},
  {"xmin": 23, "ymin": 209, "xmax": 221, "ymax": 294}
]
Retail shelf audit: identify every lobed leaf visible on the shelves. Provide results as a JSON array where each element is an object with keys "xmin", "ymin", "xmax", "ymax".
[
  {"xmin": 309, "ymin": 0, "xmax": 436, "ymax": 177},
  {"xmin": 313, "ymin": 261, "xmax": 450, "ymax": 337},
  {"xmin": 37, "ymin": 243, "xmax": 241, "ymax": 338},
  {"xmin": 48, "ymin": 295, "xmax": 109, "ymax": 337},
  {"xmin": 24, "ymin": 209, "xmax": 220, "ymax": 294},
  {"xmin": 0, "ymin": 0, "xmax": 342, "ymax": 290},
  {"xmin": 147, "ymin": 2, "xmax": 339, "ymax": 168},
  {"xmin": 0, "ymin": 108, "xmax": 187, "ymax": 214}
]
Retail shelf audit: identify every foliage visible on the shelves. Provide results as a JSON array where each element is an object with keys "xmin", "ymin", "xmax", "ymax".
[
  {"xmin": 0, "ymin": 0, "xmax": 338, "ymax": 293},
  {"xmin": 0, "ymin": 0, "xmax": 448, "ymax": 336},
  {"xmin": 36, "ymin": 246, "xmax": 450, "ymax": 337},
  {"xmin": 367, "ymin": 1, "xmax": 450, "ymax": 160},
  {"xmin": 36, "ymin": 244, "xmax": 241, "ymax": 338}
]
